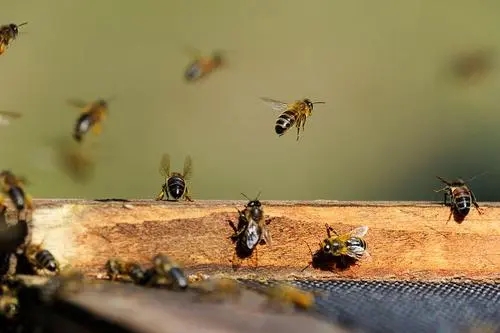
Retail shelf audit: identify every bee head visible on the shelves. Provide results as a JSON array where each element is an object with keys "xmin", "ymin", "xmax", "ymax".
[
  {"xmin": 304, "ymin": 99, "xmax": 314, "ymax": 110},
  {"xmin": 9, "ymin": 24, "xmax": 19, "ymax": 36},
  {"xmin": 97, "ymin": 99, "xmax": 108, "ymax": 108},
  {"xmin": 322, "ymin": 239, "xmax": 340, "ymax": 254}
]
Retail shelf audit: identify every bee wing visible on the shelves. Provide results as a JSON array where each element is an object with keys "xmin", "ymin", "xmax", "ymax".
[
  {"xmin": 345, "ymin": 246, "xmax": 369, "ymax": 260},
  {"xmin": 183, "ymin": 155, "xmax": 193, "ymax": 180},
  {"xmin": 16, "ymin": 175, "xmax": 30, "ymax": 186},
  {"xmin": 67, "ymin": 99, "xmax": 89, "ymax": 111},
  {"xmin": 260, "ymin": 225, "xmax": 272, "ymax": 247},
  {"xmin": 260, "ymin": 97, "xmax": 291, "ymax": 112},
  {"xmin": 159, "ymin": 153, "xmax": 171, "ymax": 178},
  {"xmin": 0, "ymin": 111, "xmax": 22, "ymax": 119},
  {"xmin": 349, "ymin": 226, "xmax": 369, "ymax": 238}
]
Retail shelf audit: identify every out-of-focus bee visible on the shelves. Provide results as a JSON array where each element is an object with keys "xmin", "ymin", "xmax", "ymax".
[
  {"xmin": 228, "ymin": 192, "xmax": 271, "ymax": 270},
  {"xmin": 67, "ymin": 98, "xmax": 112, "ymax": 143},
  {"xmin": 25, "ymin": 242, "xmax": 59, "ymax": 274},
  {"xmin": 150, "ymin": 253, "xmax": 188, "ymax": 290},
  {"xmin": 191, "ymin": 277, "xmax": 242, "ymax": 303},
  {"xmin": 449, "ymin": 48, "xmax": 495, "ymax": 83},
  {"xmin": 303, "ymin": 224, "xmax": 370, "ymax": 272},
  {"xmin": 53, "ymin": 137, "xmax": 96, "ymax": 183},
  {"xmin": 0, "ymin": 22, "xmax": 27, "ymax": 55},
  {"xmin": 435, "ymin": 176, "xmax": 483, "ymax": 222},
  {"xmin": 263, "ymin": 283, "xmax": 315, "ymax": 312},
  {"xmin": 40, "ymin": 268, "xmax": 85, "ymax": 303},
  {"xmin": 0, "ymin": 294, "xmax": 19, "ymax": 320},
  {"xmin": 0, "ymin": 110, "xmax": 22, "ymax": 127},
  {"xmin": 156, "ymin": 154, "xmax": 193, "ymax": 202},
  {"xmin": 105, "ymin": 258, "xmax": 150, "ymax": 285},
  {"xmin": 0, "ymin": 170, "xmax": 33, "ymax": 213},
  {"xmin": 260, "ymin": 97, "xmax": 326, "ymax": 141},
  {"xmin": 184, "ymin": 47, "xmax": 224, "ymax": 83}
]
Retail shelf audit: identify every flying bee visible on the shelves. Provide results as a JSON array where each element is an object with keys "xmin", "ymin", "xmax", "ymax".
[
  {"xmin": 67, "ymin": 97, "xmax": 112, "ymax": 143},
  {"xmin": 184, "ymin": 47, "xmax": 224, "ymax": 83},
  {"xmin": 150, "ymin": 253, "xmax": 188, "ymax": 290},
  {"xmin": 0, "ymin": 22, "xmax": 27, "ymax": 55},
  {"xmin": 156, "ymin": 154, "xmax": 193, "ymax": 202},
  {"xmin": 191, "ymin": 277, "xmax": 242, "ymax": 303},
  {"xmin": 260, "ymin": 97, "xmax": 326, "ymax": 141},
  {"xmin": 25, "ymin": 242, "xmax": 59, "ymax": 274},
  {"xmin": 263, "ymin": 283, "xmax": 315, "ymax": 312},
  {"xmin": 0, "ymin": 111, "xmax": 22, "ymax": 127},
  {"xmin": 435, "ymin": 175, "xmax": 484, "ymax": 222},
  {"xmin": 303, "ymin": 224, "xmax": 370, "ymax": 272},
  {"xmin": 0, "ymin": 170, "xmax": 33, "ymax": 213},
  {"xmin": 228, "ymin": 192, "xmax": 271, "ymax": 270}
]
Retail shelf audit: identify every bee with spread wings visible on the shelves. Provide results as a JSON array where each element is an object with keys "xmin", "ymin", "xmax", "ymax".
[
  {"xmin": 156, "ymin": 154, "xmax": 193, "ymax": 202},
  {"xmin": 67, "ymin": 97, "xmax": 113, "ymax": 143},
  {"xmin": 260, "ymin": 97, "xmax": 325, "ymax": 141}
]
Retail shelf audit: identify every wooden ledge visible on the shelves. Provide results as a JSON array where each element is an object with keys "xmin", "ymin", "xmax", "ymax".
[{"xmin": 17, "ymin": 199, "xmax": 500, "ymax": 282}]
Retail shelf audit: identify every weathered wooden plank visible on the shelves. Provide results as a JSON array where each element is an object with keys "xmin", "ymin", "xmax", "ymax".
[{"xmin": 15, "ymin": 199, "xmax": 500, "ymax": 282}]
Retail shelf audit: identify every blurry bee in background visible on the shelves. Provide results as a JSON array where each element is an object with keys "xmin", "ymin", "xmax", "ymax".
[
  {"xmin": 53, "ymin": 137, "xmax": 96, "ymax": 184},
  {"xmin": 0, "ymin": 293, "xmax": 19, "ymax": 320},
  {"xmin": 303, "ymin": 224, "xmax": 370, "ymax": 272},
  {"xmin": 191, "ymin": 277, "xmax": 242, "ymax": 303},
  {"xmin": 150, "ymin": 253, "xmax": 188, "ymax": 290},
  {"xmin": 184, "ymin": 47, "xmax": 224, "ymax": 83},
  {"xmin": 260, "ymin": 97, "xmax": 326, "ymax": 141},
  {"xmin": 25, "ymin": 242, "xmax": 60, "ymax": 275},
  {"xmin": 0, "ymin": 170, "xmax": 33, "ymax": 214},
  {"xmin": 449, "ymin": 48, "xmax": 495, "ymax": 84},
  {"xmin": 263, "ymin": 283, "xmax": 315, "ymax": 312},
  {"xmin": 67, "ymin": 98, "xmax": 112, "ymax": 143},
  {"xmin": 0, "ymin": 22, "xmax": 27, "ymax": 55},
  {"xmin": 228, "ymin": 192, "xmax": 272, "ymax": 270},
  {"xmin": 105, "ymin": 258, "xmax": 150, "ymax": 285},
  {"xmin": 156, "ymin": 154, "xmax": 193, "ymax": 202},
  {"xmin": 435, "ymin": 175, "xmax": 484, "ymax": 223},
  {"xmin": 0, "ymin": 111, "xmax": 22, "ymax": 127}
]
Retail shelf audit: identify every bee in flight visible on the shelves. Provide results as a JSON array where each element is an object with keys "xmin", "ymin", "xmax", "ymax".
[
  {"xmin": 0, "ymin": 22, "xmax": 27, "ymax": 55},
  {"xmin": 0, "ymin": 111, "xmax": 22, "ymax": 127},
  {"xmin": 0, "ymin": 170, "xmax": 33, "ymax": 214},
  {"xmin": 435, "ymin": 175, "xmax": 483, "ymax": 222},
  {"xmin": 303, "ymin": 224, "xmax": 370, "ymax": 272},
  {"xmin": 260, "ymin": 97, "xmax": 326, "ymax": 141},
  {"xmin": 67, "ymin": 98, "xmax": 112, "ymax": 143},
  {"xmin": 184, "ymin": 47, "xmax": 224, "ymax": 83},
  {"xmin": 156, "ymin": 154, "xmax": 193, "ymax": 202},
  {"xmin": 228, "ymin": 192, "xmax": 271, "ymax": 270}
]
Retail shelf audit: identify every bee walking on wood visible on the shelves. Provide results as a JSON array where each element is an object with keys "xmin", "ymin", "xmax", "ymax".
[
  {"xmin": 25, "ymin": 242, "xmax": 59, "ymax": 274},
  {"xmin": 184, "ymin": 47, "xmax": 224, "ymax": 83},
  {"xmin": 0, "ymin": 170, "xmax": 33, "ymax": 214},
  {"xmin": 228, "ymin": 192, "xmax": 271, "ymax": 270},
  {"xmin": 0, "ymin": 22, "xmax": 27, "ymax": 55},
  {"xmin": 303, "ymin": 224, "xmax": 370, "ymax": 272},
  {"xmin": 67, "ymin": 98, "xmax": 112, "ymax": 143},
  {"xmin": 105, "ymin": 258, "xmax": 150, "ymax": 285},
  {"xmin": 156, "ymin": 154, "xmax": 193, "ymax": 202},
  {"xmin": 435, "ymin": 175, "xmax": 484, "ymax": 222},
  {"xmin": 150, "ymin": 253, "xmax": 188, "ymax": 290},
  {"xmin": 260, "ymin": 97, "xmax": 326, "ymax": 141}
]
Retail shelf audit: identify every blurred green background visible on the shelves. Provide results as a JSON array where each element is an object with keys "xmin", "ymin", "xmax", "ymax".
[{"xmin": 1, "ymin": 0, "xmax": 499, "ymax": 201}]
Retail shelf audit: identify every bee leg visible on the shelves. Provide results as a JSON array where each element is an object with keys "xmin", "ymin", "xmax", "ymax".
[
  {"xmin": 25, "ymin": 193, "xmax": 34, "ymax": 210},
  {"xmin": 155, "ymin": 190, "xmax": 164, "ymax": 201},
  {"xmin": 251, "ymin": 246, "xmax": 259, "ymax": 268},
  {"xmin": 446, "ymin": 208, "xmax": 453, "ymax": 222},
  {"xmin": 231, "ymin": 252, "xmax": 242, "ymax": 271},
  {"xmin": 184, "ymin": 187, "xmax": 193, "ymax": 202},
  {"xmin": 471, "ymin": 193, "xmax": 484, "ymax": 215},
  {"xmin": 325, "ymin": 223, "xmax": 338, "ymax": 238},
  {"xmin": 296, "ymin": 122, "xmax": 301, "ymax": 141},
  {"xmin": 0, "ymin": 43, "xmax": 5, "ymax": 55}
]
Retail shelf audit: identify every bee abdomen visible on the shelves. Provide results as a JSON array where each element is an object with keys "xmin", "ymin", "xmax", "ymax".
[
  {"xmin": 168, "ymin": 267, "xmax": 188, "ymax": 289},
  {"xmin": 8, "ymin": 186, "xmax": 25, "ymax": 210},
  {"xmin": 35, "ymin": 249, "xmax": 58, "ymax": 272},
  {"xmin": 275, "ymin": 111, "xmax": 296, "ymax": 135},
  {"xmin": 74, "ymin": 114, "xmax": 92, "ymax": 142},
  {"xmin": 185, "ymin": 62, "xmax": 203, "ymax": 82},
  {"xmin": 167, "ymin": 176, "xmax": 186, "ymax": 200}
]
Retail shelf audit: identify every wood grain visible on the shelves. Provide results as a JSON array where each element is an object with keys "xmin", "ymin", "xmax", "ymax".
[{"xmin": 16, "ymin": 199, "xmax": 500, "ymax": 282}]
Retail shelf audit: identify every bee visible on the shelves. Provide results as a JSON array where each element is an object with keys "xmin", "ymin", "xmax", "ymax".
[
  {"xmin": 303, "ymin": 224, "xmax": 370, "ymax": 271},
  {"xmin": 0, "ymin": 111, "xmax": 22, "ymax": 127},
  {"xmin": 0, "ymin": 170, "xmax": 33, "ymax": 213},
  {"xmin": 435, "ymin": 176, "xmax": 483, "ymax": 222},
  {"xmin": 156, "ymin": 154, "xmax": 193, "ymax": 202},
  {"xmin": 228, "ymin": 192, "xmax": 271, "ymax": 270},
  {"xmin": 263, "ymin": 283, "xmax": 315, "ymax": 312},
  {"xmin": 0, "ymin": 294, "xmax": 18, "ymax": 320},
  {"xmin": 67, "ymin": 98, "xmax": 111, "ymax": 143},
  {"xmin": 25, "ymin": 242, "xmax": 59, "ymax": 274},
  {"xmin": 150, "ymin": 253, "xmax": 188, "ymax": 290},
  {"xmin": 191, "ymin": 277, "xmax": 242, "ymax": 303},
  {"xmin": 105, "ymin": 258, "xmax": 150, "ymax": 285},
  {"xmin": 184, "ymin": 47, "xmax": 224, "ymax": 83},
  {"xmin": 0, "ymin": 22, "xmax": 27, "ymax": 55},
  {"xmin": 260, "ymin": 97, "xmax": 326, "ymax": 141},
  {"xmin": 450, "ymin": 48, "xmax": 495, "ymax": 83}
]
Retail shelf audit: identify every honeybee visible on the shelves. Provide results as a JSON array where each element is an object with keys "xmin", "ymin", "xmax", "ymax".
[
  {"xmin": 105, "ymin": 258, "xmax": 151, "ymax": 285},
  {"xmin": 0, "ymin": 22, "xmax": 27, "ymax": 55},
  {"xmin": 228, "ymin": 192, "xmax": 271, "ymax": 270},
  {"xmin": 435, "ymin": 176, "xmax": 483, "ymax": 222},
  {"xmin": 263, "ymin": 283, "xmax": 315, "ymax": 312},
  {"xmin": 150, "ymin": 253, "xmax": 188, "ymax": 290},
  {"xmin": 303, "ymin": 224, "xmax": 370, "ymax": 272},
  {"xmin": 0, "ymin": 170, "xmax": 33, "ymax": 214},
  {"xmin": 67, "ymin": 98, "xmax": 111, "ymax": 143},
  {"xmin": 184, "ymin": 47, "xmax": 224, "ymax": 83},
  {"xmin": 0, "ymin": 111, "xmax": 22, "ymax": 127},
  {"xmin": 25, "ymin": 242, "xmax": 59, "ymax": 274},
  {"xmin": 0, "ymin": 294, "xmax": 18, "ymax": 320},
  {"xmin": 191, "ymin": 277, "xmax": 242, "ymax": 303},
  {"xmin": 260, "ymin": 97, "xmax": 326, "ymax": 141},
  {"xmin": 0, "ymin": 216, "xmax": 28, "ymax": 254},
  {"xmin": 156, "ymin": 154, "xmax": 193, "ymax": 202}
]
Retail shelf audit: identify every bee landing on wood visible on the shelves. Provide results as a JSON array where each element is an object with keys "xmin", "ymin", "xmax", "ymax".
[{"xmin": 260, "ymin": 97, "xmax": 326, "ymax": 141}]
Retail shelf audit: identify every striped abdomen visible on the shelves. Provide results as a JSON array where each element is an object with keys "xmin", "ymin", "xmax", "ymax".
[
  {"xmin": 167, "ymin": 175, "xmax": 186, "ymax": 200},
  {"xmin": 8, "ymin": 186, "xmax": 25, "ymax": 211},
  {"xmin": 451, "ymin": 187, "xmax": 472, "ymax": 216},
  {"xmin": 184, "ymin": 61, "xmax": 204, "ymax": 82},
  {"xmin": 346, "ymin": 237, "xmax": 367, "ymax": 259},
  {"xmin": 275, "ymin": 110, "xmax": 297, "ymax": 135},
  {"xmin": 73, "ymin": 113, "xmax": 94, "ymax": 142},
  {"xmin": 35, "ymin": 249, "xmax": 59, "ymax": 272},
  {"xmin": 168, "ymin": 266, "xmax": 188, "ymax": 289},
  {"xmin": 128, "ymin": 263, "xmax": 147, "ymax": 284}
]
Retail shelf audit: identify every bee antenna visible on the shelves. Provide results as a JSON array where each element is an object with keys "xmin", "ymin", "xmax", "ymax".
[
  {"xmin": 312, "ymin": 101, "xmax": 326, "ymax": 105},
  {"xmin": 17, "ymin": 22, "xmax": 28, "ymax": 27},
  {"xmin": 240, "ymin": 193, "xmax": 251, "ymax": 201},
  {"xmin": 303, "ymin": 240, "xmax": 314, "ymax": 257},
  {"xmin": 465, "ymin": 171, "xmax": 488, "ymax": 183},
  {"xmin": 436, "ymin": 176, "xmax": 452, "ymax": 186},
  {"xmin": 255, "ymin": 191, "xmax": 262, "ymax": 201}
]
